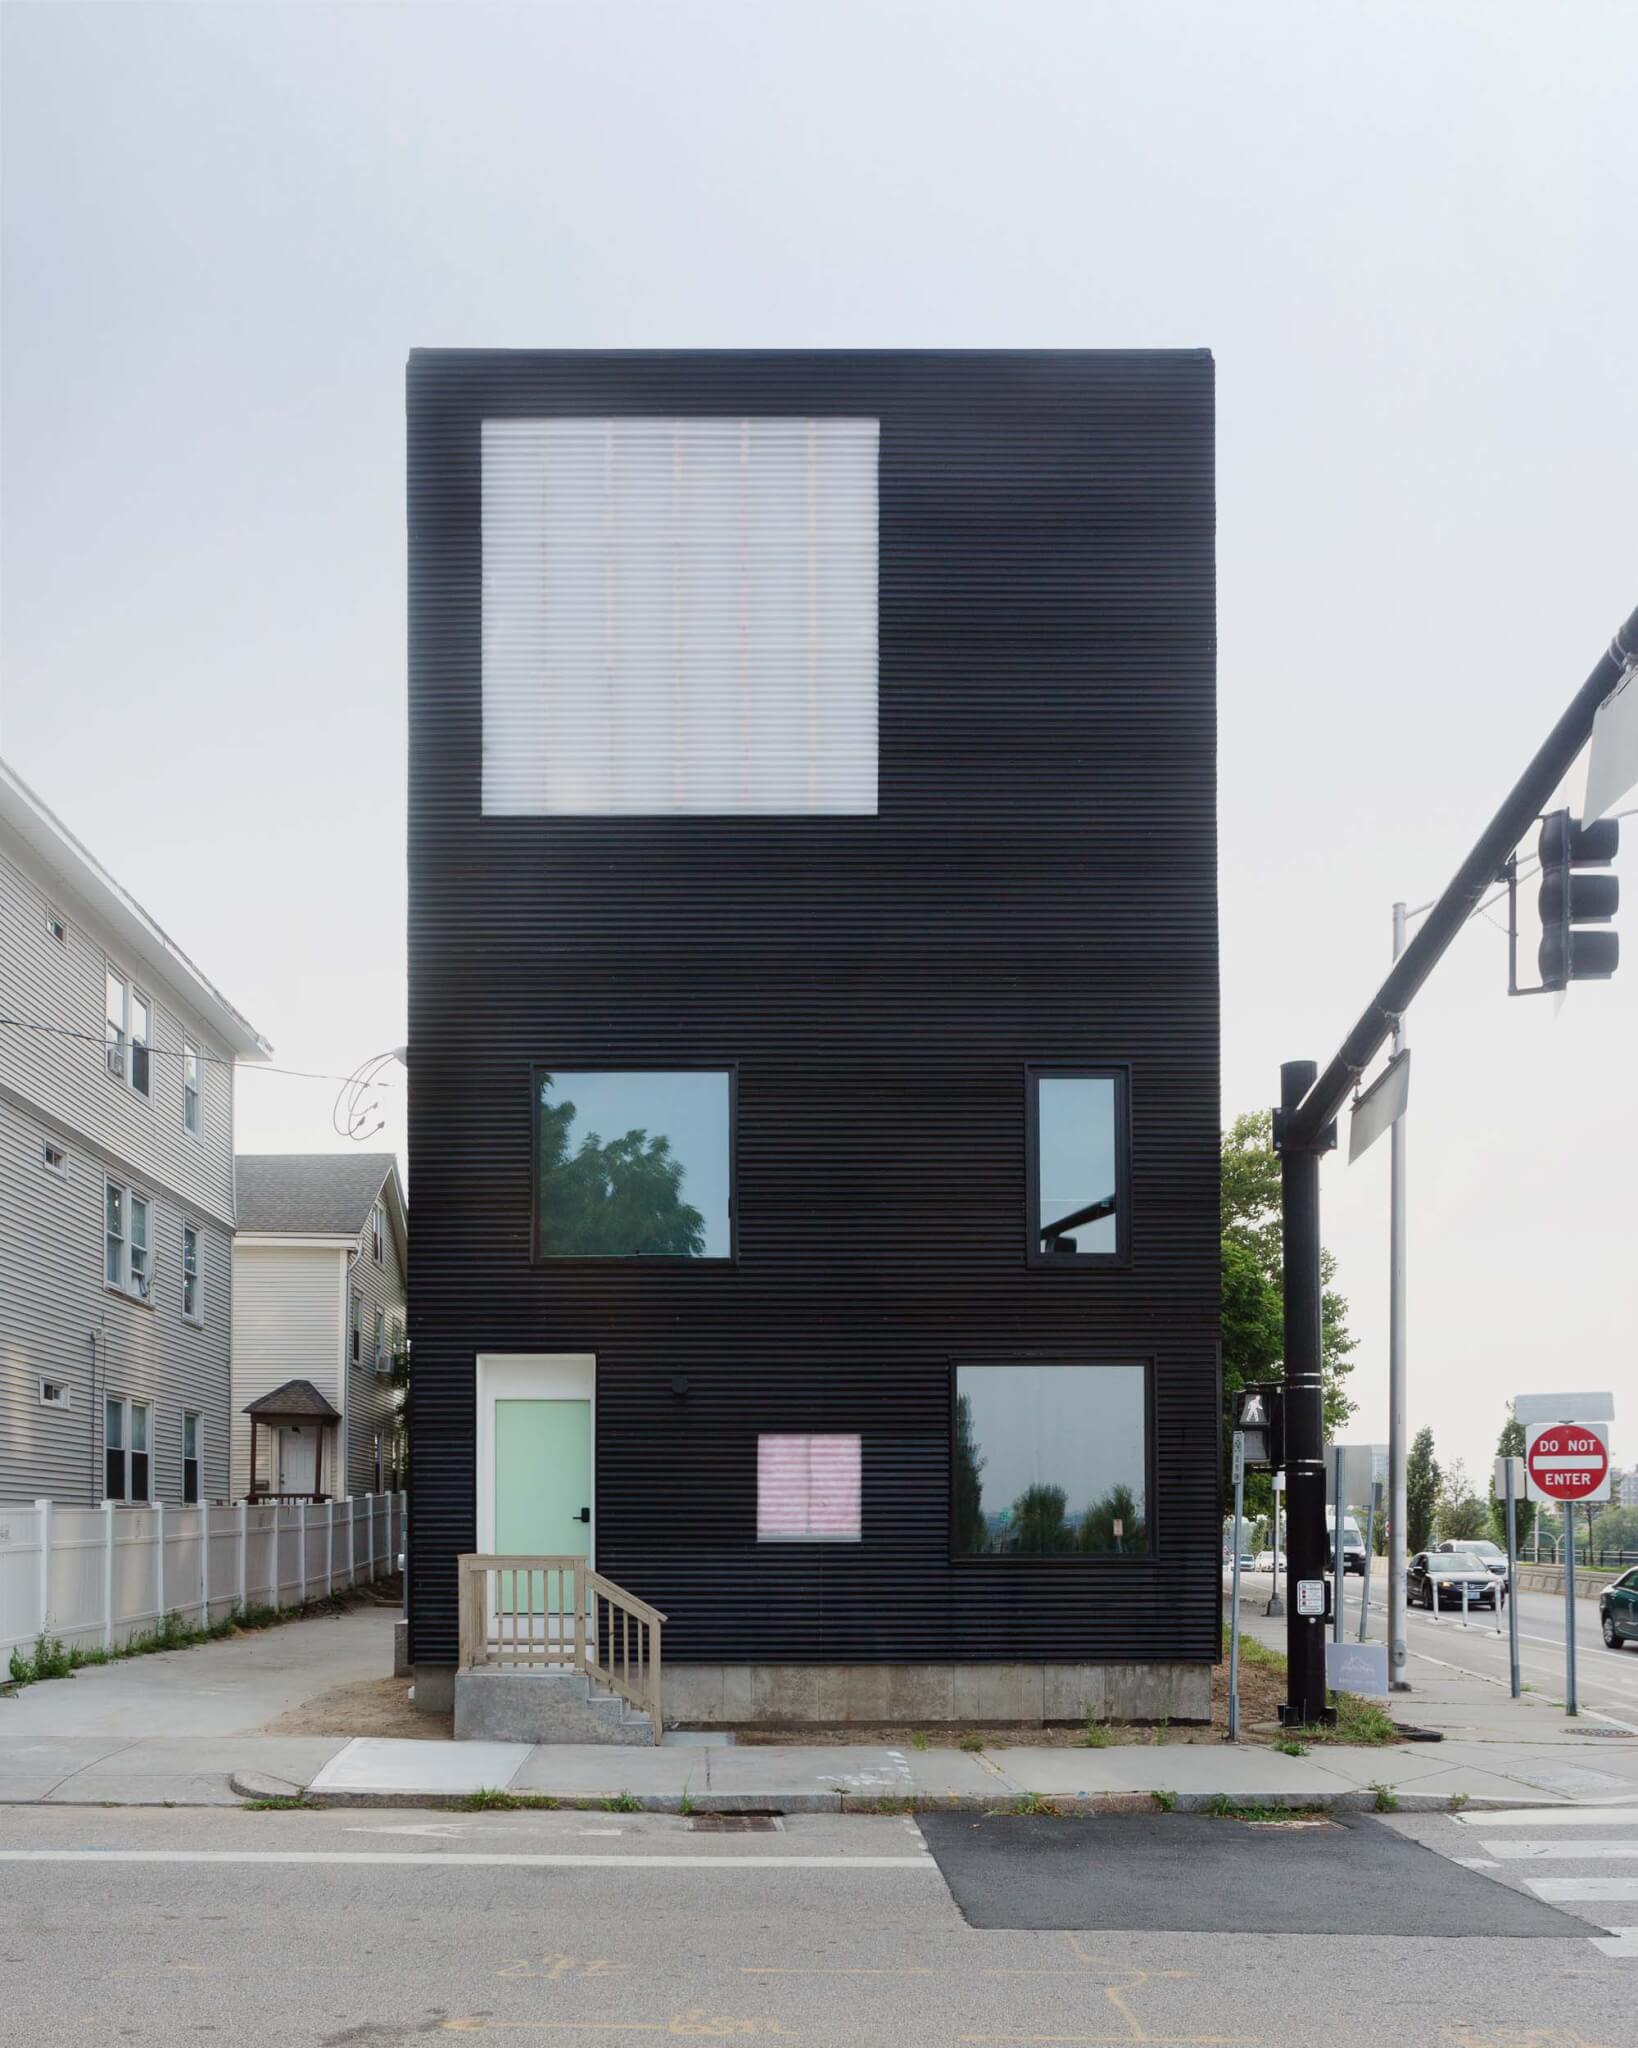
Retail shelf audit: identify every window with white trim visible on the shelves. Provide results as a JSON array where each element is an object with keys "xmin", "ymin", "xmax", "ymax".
[
  {"xmin": 181, "ymin": 1222, "xmax": 201, "ymax": 1322},
  {"xmin": 104, "ymin": 967, "xmax": 152, "ymax": 1097},
  {"xmin": 183, "ymin": 1410, "xmax": 200, "ymax": 1505},
  {"xmin": 105, "ymin": 1396, "xmax": 151, "ymax": 1501},
  {"xmin": 371, "ymin": 1200, "xmax": 385, "ymax": 1264},
  {"xmin": 45, "ymin": 907, "xmax": 67, "ymax": 946},
  {"xmin": 371, "ymin": 1308, "xmax": 386, "ymax": 1373},
  {"xmin": 756, "ymin": 1434, "xmax": 862, "ymax": 1542},
  {"xmin": 105, "ymin": 1180, "xmax": 152, "ymax": 1299},
  {"xmin": 40, "ymin": 1379, "xmax": 70, "ymax": 1408},
  {"xmin": 482, "ymin": 417, "xmax": 880, "ymax": 816},
  {"xmin": 42, "ymin": 1139, "xmax": 67, "ymax": 1177},
  {"xmin": 182, "ymin": 1042, "xmax": 201, "ymax": 1137},
  {"xmin": 349, "ymin": 1289, "xmax": 362, "ymax": 1365}
]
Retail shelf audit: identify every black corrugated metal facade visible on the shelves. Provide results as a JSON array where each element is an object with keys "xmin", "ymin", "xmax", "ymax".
[{"xmin": 406, "ymin": 350, "xmax": 1219, "ymax": 1672}]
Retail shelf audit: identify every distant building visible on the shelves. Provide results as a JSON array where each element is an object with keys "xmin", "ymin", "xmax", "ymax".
[
  {"xmin": 232, "ymin": 1155, "xmax": 407, "ymax": 1501},
  {"xmin": 0, "ymin": 758, "xmax": 269, "ymax": 1504},
  {"xmin": 1618, "ymin": 1470, "xmax": 1638, "ymax": 1509}
]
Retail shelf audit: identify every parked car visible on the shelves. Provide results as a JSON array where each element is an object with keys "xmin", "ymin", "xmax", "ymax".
[
  {"xmin": 1435, "ymin": 1537, "xmax": 1509, "ymax": 1600},
  {"xmin": 1253, "ymin": 1550, "xmax": 1285, "ymax": 1574},
  {"xmin": 1407, "ymin": 1550, "xmax": 1500, "ymax": 1611},
  {"xmin": 1600, "ymin": 1567, "xmax": 1638, "ymax": 1650},
  {"xmin": 1238, "ymin": 1553, "xmax": 1257, "ymax": 1572}
]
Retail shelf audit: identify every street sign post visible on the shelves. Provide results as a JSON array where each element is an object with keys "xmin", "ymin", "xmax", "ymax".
[
  {"xmin": 1520, "ymin": 1415, "xmax": 1613, "ymax": 1717},
  {"xmin": 1228, "ymin": 1431, "xmax": 1246, "ymax": 1742},
  {"xmin": 1494, "ymin": 1454, "xmax": 1524, "ymax": 1698}
]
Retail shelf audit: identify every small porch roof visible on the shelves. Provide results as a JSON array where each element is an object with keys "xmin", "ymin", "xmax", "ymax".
[{"xmin": 243, "ymin": 1378, "xmax": 341, "ymax": 1425}]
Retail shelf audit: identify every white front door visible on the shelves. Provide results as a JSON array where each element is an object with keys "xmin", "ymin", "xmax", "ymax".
[{"xmin": 277, "ymin": 1425, "xmax": 319, "ymax": 1496}]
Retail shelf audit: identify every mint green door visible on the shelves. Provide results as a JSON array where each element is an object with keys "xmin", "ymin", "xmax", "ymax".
[{"xmin": 495, "ymin": 1398, "xmax": 592, "ymax": 1563}]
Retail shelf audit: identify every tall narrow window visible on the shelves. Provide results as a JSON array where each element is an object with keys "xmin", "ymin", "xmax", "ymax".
[
  {"xmin": 105, "ymin": 968, "xmax": 128, "ymax": 1081},
  {"xmin": 534, "ymin": 1068, "xmax": 733, "ymax": 1259},
  {"xmin": 371, "ymin": 1201, "xmax": 385, "ymax": 1264},
  {"xmin": 373, "ymin": 1308, "xmax": 386, "ymax": 1372},
  {"xmin": 182, "ymin": 1411, "xmax": 200, "ymax": 1505},
  {"xmin": 130, "ymin": 1402, "xmax": 151, "ymax": 1500},
  {"xmin": 350, "ymin": 1290, "xmax": 362, "ymax": 1364},
  {"xmin": 1026, "ymin": 1067, "xmax": 1130, "ymax": 1267},
  {"xmin": 952, "ymin": 1362, "xmax": 1149, "ymax": 1559},
  {"xmin": 482, "ymin": 417, "xmax": 879, "ymax": 816},
  {"xmin": 128, "ymin": 1194, "xmax": 151, "ymax": 1298},
  {"xmin": 105, "ymin": 1396, "xmax": 126, "ymax": 1501},
  {"xmin": 106, "ymin": 1181, "xmax": 127, "ymax": 1289},
  {"xmin": 182, "ymin": 1043, "xmax": 201, "ymax": 1136},
  {"xmin": 182, "ymin": 1222, "xmax": 201, "ymax": 1321},
  {"xmin": 128, "ymin": 991, "xmax": 151, "ymax": 1096},
  {"xmin": 46, "ymin": 907, "xmax": 67, "ymax": 946}
]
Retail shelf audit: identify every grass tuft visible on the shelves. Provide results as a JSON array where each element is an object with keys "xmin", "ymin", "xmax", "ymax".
[
  {"xmin": 957, "ymin": 1734, "xmax": 985, "ymax": 1753},
  {"xmin": 1273, "ymin": 1737, "xmax": 1309, "ymax": 1758},
  {"xmin": 1448, "ymin": 1791, "xmax": 1469, "ymax": 1813},
  {"xmin": 1014, "ymin": 1791, "xmax": 1058, "ymax": 1817},
  {"xmin": 1371, "ymin": 1783, "xmax": 1399, "ymax": 1813},
  {"xmin": 243, "ymin": 1796, "xmax": 314, "ymax": 1812},
  {"xmin": 601, "ymin": 1792, "xmax": 644, "ymax": 1813},
  {"xmin": 910, "ymin": 1732, "xmax": 929, "ymax": 1752},
  {"xmin": 1076, "ymin": 1711, "xmax": 1112, "ymax": 1749},
  {"xmin": 1152, "ymin": 1789, "xmax": 1178, "ymax": 1813},
  {"xmin": 460, "ymin": 1789, "xmax": 559, "ymax": 1812}
]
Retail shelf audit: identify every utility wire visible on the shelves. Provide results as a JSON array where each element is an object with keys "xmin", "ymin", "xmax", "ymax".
[{"xmin": 0, "ymin": 1015, "xmax": 393, "ymax": 1088}]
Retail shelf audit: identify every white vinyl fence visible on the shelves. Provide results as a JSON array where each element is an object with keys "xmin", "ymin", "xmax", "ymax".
[{"xmin": 0, "ymin": 1493, "xmax": 407, "ymax": 1660}]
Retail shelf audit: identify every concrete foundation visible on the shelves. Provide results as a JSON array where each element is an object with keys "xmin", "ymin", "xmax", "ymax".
[
  {"xmin": 393, "ymin": 1621, "xmax": 411, "ymax": 1679},
  {"xmin": 662, "ymin": 1662, "xmax": 1211, "ymax": 1727},
  {"xmin": 412, "ymin": 1664, "xmax": 456, "ymax": 1713}
]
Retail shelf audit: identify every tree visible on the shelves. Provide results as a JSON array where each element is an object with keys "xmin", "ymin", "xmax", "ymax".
[
  {"xmin": 537, "ymin": 1079, "xmax": 706, "ymax": 1256},
  {"xmin": 953, "ymin": 1395, "xmax": 988, "ymax": 1555},
  {"xmin": 1435, "ymin": 1459, "xmax": 1488, "ymax": 1543},
  {"xmin": 1009, "ymin": 1483, "xmax": 1070, "ymax": 1555},
  {"xmin": 1080, "ymin": 1483, "xmax": 1145, "ymax": 1557},
  {"xmin": 1220, "ymin": 1111, "xmax": 1359, "ymax": 1486},
  {"xmin": 1591, "ymin": 1504, "xmax": 1638, "ymax": 1555},
  {"xmin": 1406, "ymin": 1427, "xmax": 1441, "ymax": 1553},
  {"xmin": 1487, "ymin": 1413, "xmax": 1535, "ymax": 1553}
]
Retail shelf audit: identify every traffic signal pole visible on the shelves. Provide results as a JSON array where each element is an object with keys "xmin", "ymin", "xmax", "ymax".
[{"xmin": 1272, "ymin": 602, "xmax": 1638, "ymax": 1731}]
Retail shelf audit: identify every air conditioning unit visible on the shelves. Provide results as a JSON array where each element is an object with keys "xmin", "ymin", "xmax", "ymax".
[
  {"xmin": 105, "ymin": 1043, "xmax": 124, "ymax": 1080},
  {"xmin": 133, "ymin": 1270, "xmax": 151, "ymax": 1300}
]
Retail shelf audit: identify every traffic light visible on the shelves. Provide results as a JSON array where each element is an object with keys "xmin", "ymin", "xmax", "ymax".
[
  {"xmin": 1233, "ymin": 1384, "xmax": 1284, "ymax": 1470},
  {"xmin": 1537, "ymin": 810, "xmax": 1619, "ymax": 990}
]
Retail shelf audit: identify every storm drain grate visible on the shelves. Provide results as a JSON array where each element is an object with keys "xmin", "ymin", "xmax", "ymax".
[
  {"xmin": 688, "ymin": 1812, "xmax": 784, "ymax": 1832},
  {"xmin": 1577, "ymin": 1726, "xmax": 1636, "ymax": 1738}
]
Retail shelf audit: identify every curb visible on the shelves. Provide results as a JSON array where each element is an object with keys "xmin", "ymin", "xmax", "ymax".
[{"xmin": 222, "ymin": 1774, "xmax": 1567, "ymax": 1818}]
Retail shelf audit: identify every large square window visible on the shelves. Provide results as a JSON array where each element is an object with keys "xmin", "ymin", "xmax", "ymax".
[
  {"xmin": 1026, "ymin": 1066, "xmax": 1129, "ymax": 1266},
  {"xmin": 482, "ymin": 417, "xmax": 879, "ymax": 816},
  {"xmin": 952, "ymin": 1361, "xmax": 1149, "ymax": 1558},
  {"xmin": 534, "ymin": 1068, "xmax": 733, "ymax": 1259}
]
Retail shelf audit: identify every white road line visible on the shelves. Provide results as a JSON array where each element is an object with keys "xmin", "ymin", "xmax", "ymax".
[
  {"xmin": 1589, "ymin": 1928, "xmax": 1638, "ymax": 1958},
  {"xmin": 1483, "ymin": 1842, "xmax": 1638, "ymax": 1860},
  {"xmin": 1523, "ymin": 1878, "xmax": 1638, "ymax": 1901},
  {"xmin": 1458, "ymin": 1808, "xmax": 1638, "ymax": 1827},
  {"xmin": 0, "ymin": 1850, "xmax": 938, "ymax": 1871},
  {"xmin": 1454, "ymin": 1857, "xmax": 1501, "ymax": 1869}
]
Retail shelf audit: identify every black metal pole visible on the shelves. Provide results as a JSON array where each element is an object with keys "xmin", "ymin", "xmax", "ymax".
[
  {"xmin": 1277, "ymin": 1058, "xmax": 1332, "ymax": 1725},
  {"xmin": 1285, "ymin": 604, "xmax": 1638, "ymax": 1151}
]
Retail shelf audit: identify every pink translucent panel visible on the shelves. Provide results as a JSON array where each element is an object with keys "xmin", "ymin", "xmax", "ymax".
[{"xmin": 757, "ymin": 1434, "xmax": 861, "ymax": 1540}]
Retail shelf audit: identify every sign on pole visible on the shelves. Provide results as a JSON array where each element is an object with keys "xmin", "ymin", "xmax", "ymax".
[
  {"xmin": 1525, "ymin": 1420, "xmax": 1611, "ymax": 1505},
  {"xmin": 1326, "ymin": 1641, "xmax": 1388, "ymax": 1698}
]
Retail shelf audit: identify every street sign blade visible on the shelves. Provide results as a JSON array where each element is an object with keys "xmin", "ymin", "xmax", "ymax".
[
  {"xmin": 1585, "ymin": 661, "xmax": 1638, "ymax": 823},
  {"xmin": 1348, "ymin": 1049, "xmax": 1411, "ymax": 1164},
  {"xmin": 1513, "ymin": 1391, "xmax": 1615, "ymax": 1425}
]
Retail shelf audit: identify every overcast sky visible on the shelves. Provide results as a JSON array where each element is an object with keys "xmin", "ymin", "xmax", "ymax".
[{"xmin": 2, "ymin": 1, "xmax": 1633, "ymax": 1484}]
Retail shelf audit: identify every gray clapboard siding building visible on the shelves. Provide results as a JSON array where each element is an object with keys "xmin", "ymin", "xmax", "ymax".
[
  {"xmin": 231, "ymin": 1155, "xmax": 407, "ymax": 1502},
  {"xmin": 0, "ymin": 759, "xmax": 270, "ymax": 1506}
]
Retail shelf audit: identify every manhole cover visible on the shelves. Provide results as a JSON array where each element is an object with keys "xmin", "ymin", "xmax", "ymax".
[
  {"xmin": 689, "ymin": 1812, "xmax": 783, "ymax": 1832},
  {"xmin": 1578, "ymin": 1726, "xmax": 1636, "ymax": 1738}
]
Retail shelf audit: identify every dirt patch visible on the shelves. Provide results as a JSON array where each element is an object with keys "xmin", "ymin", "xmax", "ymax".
[{"xmin": 260, "ymin": 1672, "xmax": 452, "ymax": 1741}]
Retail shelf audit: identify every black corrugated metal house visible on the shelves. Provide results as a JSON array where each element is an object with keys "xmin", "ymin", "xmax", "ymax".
[{"xmin": 406, "ymin": 350, "xmax": 1218, "ymax": 1735}]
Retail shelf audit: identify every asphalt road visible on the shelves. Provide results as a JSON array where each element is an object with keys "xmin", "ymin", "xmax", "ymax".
[
  {"xmin": 0, "ymin": 1803, "xmax": 1633, "ymax": 2047},
  {"xmin": 1238, "ymin": 1566, "xmax": 1638, "ymax": 1722}
]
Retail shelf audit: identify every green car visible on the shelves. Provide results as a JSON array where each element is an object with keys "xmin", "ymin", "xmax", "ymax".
[{"xmin": 1600, "ymin": 1567, "xmax": 1638, "ymax": 1650}]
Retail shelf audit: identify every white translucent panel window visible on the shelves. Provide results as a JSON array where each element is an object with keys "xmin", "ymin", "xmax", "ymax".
[
  {"xmin": 482, "ymin": 418, "xmax": 879, "ymax": 815},
  {"xmin": 757, "ymin": 1434, "xmax": 862, "ymax": 1542}
]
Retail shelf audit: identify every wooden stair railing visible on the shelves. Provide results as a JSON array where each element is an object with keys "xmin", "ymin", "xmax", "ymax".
[{"xmin": 456, "ymin": 1554, "xmax": 666, "ymax": 1742}]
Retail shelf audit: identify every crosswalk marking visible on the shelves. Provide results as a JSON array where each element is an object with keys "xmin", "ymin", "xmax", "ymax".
[
  {"xmin": 1484, "ymin": 1841, "xmax": 1638, "ymax": 1860},
  {"xmin": 1522, "ymin": 1877, "xmax": 1638, "ymax": 1902},
  {"xmin": 1589, "ymin": 1928, "xmax": 1638, "ymax": 1958},
  {"xmin": 1456, "ymin": 1806, "xmax": 1638, "ymax": 1827}
]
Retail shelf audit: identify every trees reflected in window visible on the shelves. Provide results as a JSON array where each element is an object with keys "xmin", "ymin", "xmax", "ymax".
[
  {"xmin": 953, "ymin": 1362, "xmax": 1148, "ymax": 1557},
  {"xmin": 534, "ymin": 1069, "xmax": 732, "ymax": 1259}
]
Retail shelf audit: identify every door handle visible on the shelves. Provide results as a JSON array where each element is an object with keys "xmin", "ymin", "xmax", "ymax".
[{"xmin": 575, "ymin": 1507, "xmax": 591, "ymax": 1524}]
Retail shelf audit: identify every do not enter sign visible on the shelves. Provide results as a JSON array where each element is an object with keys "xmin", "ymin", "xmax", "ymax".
[{"xmin": 1526, "ymin": 1421, "xmax": 1611, "ymax": 1504}]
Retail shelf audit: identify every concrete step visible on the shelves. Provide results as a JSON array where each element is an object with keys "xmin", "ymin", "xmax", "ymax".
[{"xmin": 454, "ymin": 1666, "xmax": 656, "ymax": 1745}]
